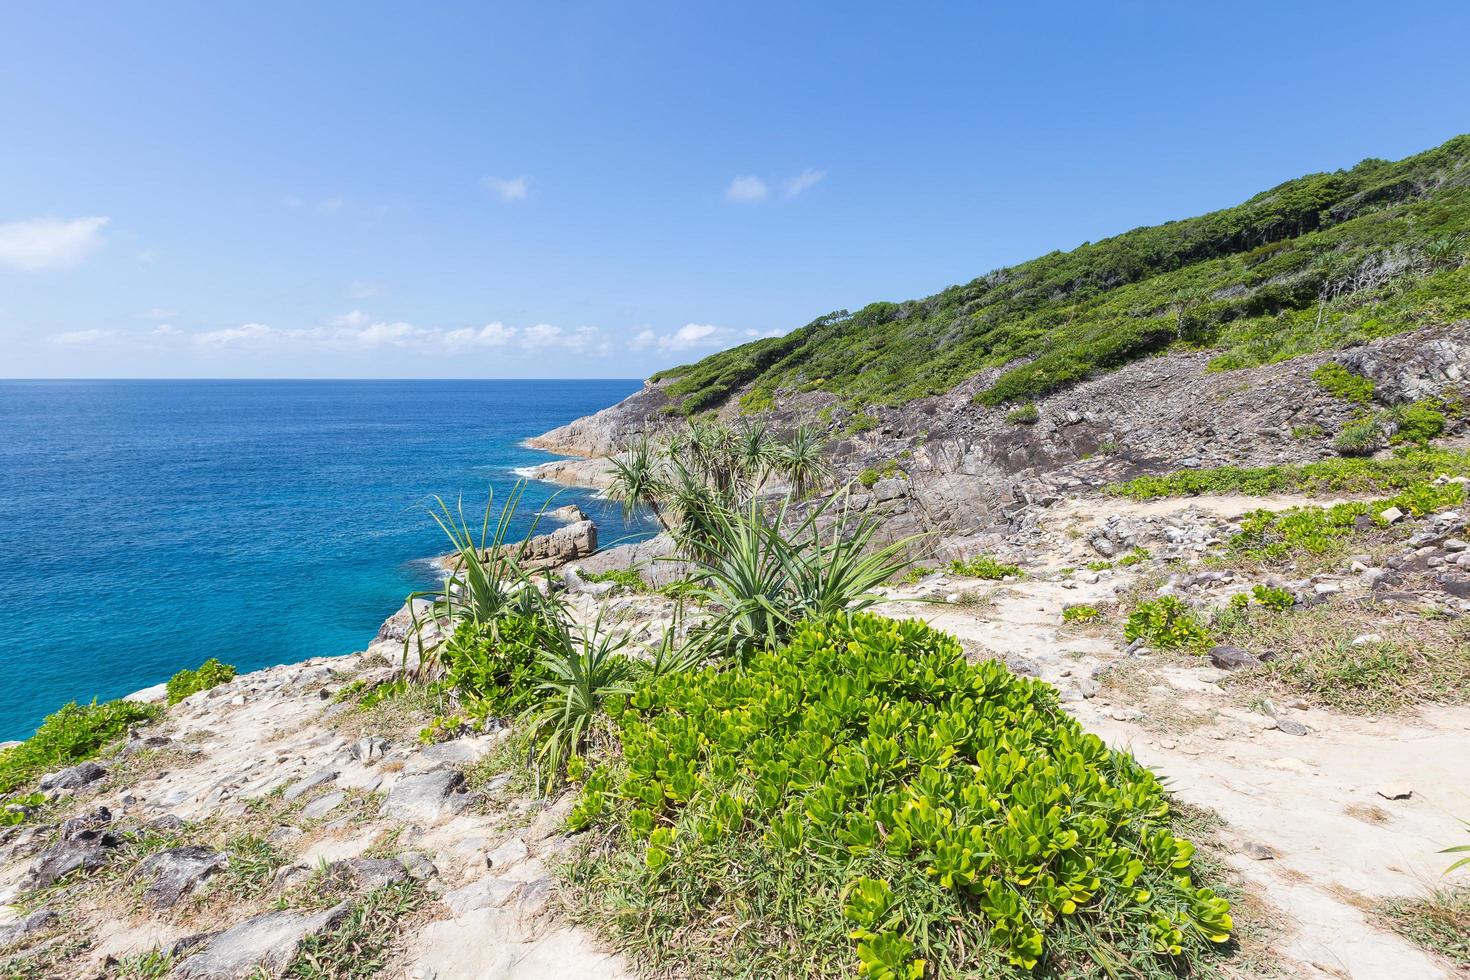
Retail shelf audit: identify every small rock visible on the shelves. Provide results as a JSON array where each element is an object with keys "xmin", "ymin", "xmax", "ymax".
[
  {"xmin": 398, "ymin": 851, "xmax": 438, "ymax": 880},
  {"xmin": 1376, "ymin": 783, "xmax": 1413, "ymax": 801},
  {"xmin": 381, "ymin": 770, "xmax": 473, "ymax": 822},
  {"xmin": 0, "ymin": 908, "xmax": 60, "ymax": 946},
  {"xmin": 484, "ymin": 838, "xmax": 529, "ymax": 870},
  {"xmin": 301, "ymin": 791, "xmax": 347, "ymax": 819},
  {"xmin": 528, "ymin": 793, "xmax": 578, "ymax": 842},
  {"xmin": 329, "ymin": 857, "xmax": 409, "ymax": 890},
  {"xmin": 348, "ymin": 737, "xmax": 387, "ymax": 763},
  {"xmin": 172, "ymin": 905, "xmax": 352, "ymax": 978},
  {"xmin": 1379, "ymin": 506, "xmax": 1406, "ymax": 524},
  {"xmin": 444, "ymin": 876, "xmax": 524, "ymax": 915},
  {"xmin": 1351, "ymin": 633, "xmax": 1384, "ymax": 646},
  {"xmin": 1240, "ymin": 841, "xmax": 1274, "ymax": 861},
  {"xmin": 1445, "ymin": 538, "xmax": 1469, "ymax": 552},
  {"xmin": 1208, "ymin": 644, "xmax": 1260, "ymax": 671},
  {"xmin": 283, "ymin": 770, "xmax": 338, "ymax": 802}
]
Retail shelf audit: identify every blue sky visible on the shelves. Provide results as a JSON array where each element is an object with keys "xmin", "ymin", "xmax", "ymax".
[{"xmin": 3, "ymin": 1, "xmax": 1468, "ymax": 379}]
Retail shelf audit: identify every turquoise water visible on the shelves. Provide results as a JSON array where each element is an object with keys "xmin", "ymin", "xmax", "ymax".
[{"xmin": 0, "ymin": 380, "xmax": 653, "ymax": 741}]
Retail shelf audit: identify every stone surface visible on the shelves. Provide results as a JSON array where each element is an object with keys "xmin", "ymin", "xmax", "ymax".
[
  {"xmin": 444, "ymin": 875, "xmax": 525, "ymax": 915},
  {"xmin": 301, "ymin": 790, "xmax": 347, "ymax": 819},
  {"xmin": 39, "ymin": 760, "xmax": 108, "ymax": 791},
  {"xmin": 172, "ymin": 905, "xmax": 351, "ymax": 978},
  {"xmin": 381, "ymin": 770, "xmax": 473, "ymax": 822},
  {"xmin": 1207, "ymin": 644, "xmax": 1261, "ymax": 671},
  {"xmin": 283, "ymin": 769, "xmax": 338, "ymax": 802},
  {"xmin": 0, "ymin": 908, "xmax": 59, "ymax": 946},
  {"xmin": 133, "ymin": 846, "xmax": 227, "ymax": 908}
]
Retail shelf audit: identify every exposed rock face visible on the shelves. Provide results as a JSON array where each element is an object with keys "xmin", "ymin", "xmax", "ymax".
[
  {"xmin": 381, "ymin": 770, "xmax": 474, "ymax": 822},
  {"xmin": 39, "ymin": 761, "xmax": 108, "ymax": 791},
  {"xmin": 526, "ymin": 383, "xmax": 672, "ymax": 457},
  {"xmin": 171, "ymin": 904, "xmax": 351, "ymax": 978},
  {"xmin": 132, "ymin": 845, "xmax": 226, "ymax": 908},
  {"xmin": 442, "ymin": 519, "xmax": 600, "ymax": 574},
  {"xmin": 25, "ymin": 806, "xmax": 119, "ymax": 888},
  {"xmin": 544, "ymin": 503, "xmax": 589, "ymax": 523}
]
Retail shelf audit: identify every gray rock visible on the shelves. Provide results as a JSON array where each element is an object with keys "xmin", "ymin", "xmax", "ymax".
[
  {"xmin": 0, "ymin": 908, "xmax": 59, "ymax": 946},
  {"xmin": 1240, "ymin": 841, "xmax": 1275, "ymax": 861},
  {"xmin": 283, "ymin": 769, "xmax": 338, "ymax": 802},
  {"xmin": 348, "ymin": 737, "xmax": 387, "ymax": 763},
  {"xmin": 171, "ymin": 904, "xmax": 351, "ymax": 978},
  {"xmin": 300, "ymin": 790, "xmax": 347, "ymax": 819},
  {"xmin": 327, "ymin": 857, "xmax": 409, "ymax": 890},
  {"xmin": 380, "ymin": 770, "xmax": 472, "ymax": 822},
  {"xmin": 528, "ymin": 793, "xmax": 577, "ymax": 842},
  {"xmin": 484, "ymin": 837, "xmax": 529, "ymax": 870},
  {"xmin": 39, "ymin": 761, "xmax": 108, "ymax": 791},
  {"xmin": 133, "ymin": 846, "xmax": 226, "ymax": 908},
  {"xmin": 398, "ymin": 851, "xmax": 438, "ymax": 880},
  {"xmin": 443, "ymin": 876, "xmax": 524, "ymax": 915},
  {"xmin": 1207, "ymin": 645, "xmax": 1261, "ymax": 671},
  {"xmin": 26, "ymin": 827, "xmax": 119, "ymax": 888},
  {"xmin": 1438, "ymin": 576, "xmax": 1470, "ymax": 598}
]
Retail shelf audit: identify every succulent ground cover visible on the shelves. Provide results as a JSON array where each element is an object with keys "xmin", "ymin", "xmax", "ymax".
[{"xmin": 565, "ymin": 613, "xmax": 1232, "ymax": 979}]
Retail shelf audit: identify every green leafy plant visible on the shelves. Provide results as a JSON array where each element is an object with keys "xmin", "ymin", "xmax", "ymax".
[
  {"xmin": 570, "ymin": 613, "xmax": 1231, "ymax": 976},
  {"xmin": 1106, "ymin": 447, "xmax": 1470, "ymax": 500},
  {"xmin": 0, "ymin": 791, "xmax": 46, "ymax": 827},
  {"xmin": 1005, "ymin": 403, "xmax": 1040, "ymax": 424},
  {"xmin": 579, "ymin": 568, "xmax": 650, "ymax": 592},
  {"xmin": 948, "ymin": 555, "xmax": 1022, "ymax": 579},
  {"xmin": 1124, "ymin": 596, "xmax": 1211, "ymax": 650},
  {"xmin": 1250, "ymin": 584, "xmax": 1296, "ymax": 611},
  {"xmin": 1116, "ymin": 547, "xmax": 1153, "ymax": 567},
  {"xmin": 1443, "ymin": 819, "xmax": 1470, "ymax": 875},
  {"xmin": 1334, "ymin": 416, "xmax": 1384, "ymax": 456},
  {"xmin": 1390, "ymin": 401, "xmax": 1447, "ymax": 444},
  {"xmin": 0, "ymin": 699, "xmax": 160, "ymax": 794},
  {"xmin": 1312, "ymin": 362, "xmax": 1376, "ymax": 403},
  {"xmin": 1062, "ymin": 605, "xmax": 1102, "ymax": 623},
  {"xmin": 165, "ymin": 657, "xmax": 237, "ymax": 705}
]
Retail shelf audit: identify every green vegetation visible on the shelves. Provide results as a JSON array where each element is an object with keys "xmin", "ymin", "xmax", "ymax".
[
  {"xmin": 1445, "ymin": 819, "xmax": 1470, "ymax": 875},
  {"xmin": 579, "ymin": 567, "xmax": 650, "ymax": 592},
  {"xmin": 1311, "ymin": 362, "xmax": 1375, "ymax": 403},
  {"xmin": 285, "ymin": 881, "xmax": 424, "ymax": 979},
  {"xmin": 1116, "ymin": 547, "xmax": 1152, "ymax": 567},
  {"xmin": 165, "ymin": 657, "xmax": 237, "ymax": 705},
  {"xmin": 1333, "ymin": 415, "xmax": 1384, "ymax": 456},
  {"xmin": 1062, "ymin": 605, "xmax": 1102, "ymax": 623},
  {"xmin": 1227, "ymin": 481, "xmax": 1464, "ymax": 564},
  {"xmin": 948, "ymin": 555, "xmax": 1022, "ymax": 579},
  {"xmin": 652, "ymin": 136, "xmax": 1470, "ymax": 415},
  {"xmin": 1106, "ymin": 447, "xmax": 1470, "ymax": 499},
  {"xmin": 567, "ymin": 614, "xmax": 1231, "ymax": 977},
  {"xmin": 858, "ymin": 459, "xmax": 905, "ymax": 488},
  {"xmin": 1390, "ymin": 400, "xmax": 1449, "ymax": 444},
  {"xmin": 0, "ymin": 699, "xmax": 160, "ymax": 794},
  {"xmin": 1124, "ymin": 597, "xmax": 1211, "ymax": 650},
  {"xmin": 1005, "ymin": 403, "xmax": 1040, "ymax": 425},
  {"xmin": 1249, "ymin": 584, "xmax": 1295, "ymax": 611},
  {"xmin": 1378, "ymin": 888, "xmax": 1470, "ymax": 968},
  {"xmin": 0, "ymin": 792, "xmax": 46, "ymax": 827}
]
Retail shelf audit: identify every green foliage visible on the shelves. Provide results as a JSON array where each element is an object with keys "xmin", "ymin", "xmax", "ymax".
[
  {"xmin": 1005, "ymin": 403, "xmax": 1040, "ymax": 425},
  {"xmin": 579, "ymin": 568, "xmax": 650, "ymax": 592},
  {"xmin": 165, "ymin": 657, "xmax": 237, "ymax": 705},
  {"xmin": 948, "ymin": 555, "xmax": 1022, "ymax": 579},
  {"xmin": 0, "ymin": 792, "xmax": 46, "ymax": 827},
  {"xmin": 1311, "ymin": 362, "xmax": 1375, "ymax": 403},
  {"xmin": 571, "ymin": 614, "xmax": 1231, "ymax": 976},
  {"xmin": 1390, "ymin": 401, "xmax": 1447, "ymax": 444},
  {"xmin": 1124, "ymin": 597, "xmax": 1212, "ymax": 650},
  {"xmin": 1444, "ymin": 820, "xmax": 1470, "ymax": 875},
  {"xmin": 650, "ymin": 136, "xmax": 1470, "ymax": 414},
  {"xmin": 1250, "ymin": 584, "xmax": 1295, "ymax": 611},
  {"xmin": 1227, "ymin": 480, "xmax": 1465, "ymax": 563},
  {"xmin": 284, "ymin": 880, "xmax": 424, "ymax": 979},
  {"xmin": 1334, "ymin": 416, "xmax": 1385, "ymax": 456},
  {"xmin": 1062, "ymin": 605, "xmax": 1102, "ymax": 623},
  {"xmin": 1378, "ymin": 887, "xmax": 1470, "ymax": 969},
  {"xmin": 1116, "ymin": 547, "xmax": 1152, "ymax": 567},
  {"xmin": 857, "ymin": 459, "xmax": 904, "ymax": 488},
  {"xmin": 1106, "ymin": 447, "xmax": 1470, "ymax": 499},
  {"xmin": 0, "ymin": 699, "xmax": 160, "ymax": 794},
  {"xmin": 1086, "ymin": 559, "xmax": 1113, "ymax": 571}
]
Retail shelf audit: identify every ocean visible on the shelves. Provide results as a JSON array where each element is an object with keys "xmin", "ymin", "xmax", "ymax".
[{"xmin": 0, "ymin": 379, "xmax": 653, "ymax": 741}]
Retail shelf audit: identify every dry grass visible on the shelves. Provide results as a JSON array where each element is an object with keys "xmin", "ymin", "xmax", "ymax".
[
  {"xmin": 1214, "ymin": 602, "xmax": 1470, "ymax": 714},
  {"xmin": 1094, "ymin": 655, "xmax": 1220, "ymax": 733},
  {"xmin": 1376, "ymin": 886, "xmax": 1470, "ymax": 969}
]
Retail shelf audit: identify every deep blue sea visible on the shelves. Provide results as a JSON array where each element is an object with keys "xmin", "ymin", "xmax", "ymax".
[{"xmin": 0, "ymin": 379, "xmax": 654, "ymax": 741}]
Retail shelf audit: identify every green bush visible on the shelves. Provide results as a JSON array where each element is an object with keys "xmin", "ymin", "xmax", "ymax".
[
  {"xmin": 1106, "ymin": 447, "xmax": 1470, "ymax": 500},
  {"xmin": 0, "ymin": 699, "xmax": 161, "ymax": 793},
  {"xmin": 1250, "ymin": 584, "xmax": 1295, "ymax": 611},
  {"xmin": 1005, "ymin": 403, "xmax": 1040, "ymax": 425},
  {"xmin": 1228, "ymin": 480, "xmax": 1465, "ymax": 562},
  {"xmin": 165, "ymin": 657, "xmax": 237, "ymax": 705},
  {"xmin": 1116, "ymin": 547, "xmax": 1152, "ymax": 567},
  {"xmin": 1062, "ymin": 604, "xmax": 1102, "ymax": 623},
  {"xmin": 949, "ymin": 555, "xmax": 1022, "ymax": 579},
  {"xmin": 569, "ymin": 614, "xmax": 1231, "ymax": 976},
  {"xmin": 1390, "ymin": 401, "xmax": 1447, "ymax": 444},
  {"xmin": 1124, "ymin": 597, "xmax": 1212, "ymax": 650},
  {"xmin": 1334, "ymin": 416, "xmax": 1384, "ymax": 456},
  {"xmin": 440, "ymin": 616, "xmax": 547, "ymax": 715},
  {"xmin": 1312, "ymin": 362, "xmax": 1375, "ymax": 403},
  {"xmin": 580, "ymin": 568, "xmax": 650, "ymax": 593}
]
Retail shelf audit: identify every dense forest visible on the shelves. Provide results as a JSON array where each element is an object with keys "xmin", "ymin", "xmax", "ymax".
[{"xmin": 653, "ymin": 135, "xmax": 1470, "ymax": 415}]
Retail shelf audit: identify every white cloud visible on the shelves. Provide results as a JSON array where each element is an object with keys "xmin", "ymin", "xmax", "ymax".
[
  {"xmin": 659, "ymin": 322, "xmax": 720, "ymax": 351},
  {"xmin": 632, "ymin": 322, "xmax": 779, "ymax": 355},
  {"xmin": 0, "ymin": 216, "xmax": 109, "ymax": 271},
  {"xmin": 196, "ymin": 322, "xmax": 276, "ymax": 347},
  {"xmin": 725, "ymin": 175, "xmax": 769, "ymax": 203},
  {"xmin": 483, "ymin": 175, "xmax": 530, "ymax": 201},
  {"xmin": 183, "ymin": 314, "xmax": 609, "ymax": 357},
  {"xmin": 52, "ymin": 328, "xmax": 116, "ymax": 346},
  {"xmin": 444, "ymin": 322, "xmax": 517, "ymax": 348},
  {"xmin": 152, "ymin": 323, "xmax": 177, "ymax": 335},
  {"xmin": 630, "ymin": 328, "xmax": 656, "ymax": 351},
  {"xmin": 782, "ymin": 168, "xmax": 826, "ymax": 198}
]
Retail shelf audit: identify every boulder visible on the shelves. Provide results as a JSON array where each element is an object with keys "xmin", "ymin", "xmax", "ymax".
[
  {"xmin": 171, "ymin": 904, "xmax": 351, "ymax": 979},
  {"xmin": 133, "ymin": 846, "xmax": 226, "ymax": 908},
  {"xmin": 39, "ymin": 761, "xmax": 108, "ymax": 792},
  {"xmin": 26, "ymin": 826, "xmax": 119, "ymax": 888},
  {"xmin": 0, "ymin": 908, "xmax": 59, "ymax": 946},
  {"xmin": 380, "ymin": 770, "xmax": 473, "ymax": 822},
  {"xmin": 544, "ymin": 503, "xmax": 589, "ymax": 524},
  {"xmin": 1208, "ymin": 645, "xmax": 1260, "ymax": 671},
  {"xmin": 451, "ymin": 520, "xmax": 599, "ymax": 573}
]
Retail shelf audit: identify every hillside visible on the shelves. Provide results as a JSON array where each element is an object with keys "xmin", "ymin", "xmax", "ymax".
[{"xmin": 652, "ymin": 135, "xmax": 1470, "ymax": 416}]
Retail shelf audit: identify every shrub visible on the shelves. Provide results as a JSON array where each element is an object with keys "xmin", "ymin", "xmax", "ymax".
[
  {"xmin": 1106, "ymin": 447, "xmax": 1470, "ymax": 500},
  {"xmin": 570, "ymin": 614, "xmax": 1231, "ymax": 976},
  {"xmin": 1312, "ymin": 362, "xmax": 1375, "ymax": 404},
  {"xmin": 0, "ymin": 699, "xmax": 161, "ymax": 794},
  {"xmin": 580, "ymin": 568, "xmax": 649, "ymax": 593},
  {"xmin": 1390, "ymin": 401, "xmax": 1447, "ymax": 444},
  {"xmin": 1005, "ymin": 403, "xmax": 1040, "ymax": 425},
  {"xmin": 1062, "ymin": 605, "xmax": 1102, "ymax": 623},
  {"xmin": 440, "ymin": 616, "xmax": 547, "ymax": 716},
  {"xmin": 1334, "ymin": 416, "xmax": 1384, "ymax": 456},
  {"xmin": 1250, "ymin": 584, "xmax": 1295, "ymax": 611},
  {"xmin": 165, "ymin": 657, "xmax": 237, "ymax": 705},
  {"xmin": 1228, "ymin": 480, "xmax": 1465, "ymax": 563},
  {"xmin": 948, "ymin": 555, "xmax": 1022, "ymax": 579},
  {"xmin": 1116, "ymin": 547, "xmax": 1152, "ymax": 567},
  {"xmin": 1124, "ymin": 596, "xmax": 1211, "ymax": 650}
]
